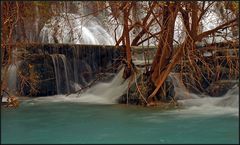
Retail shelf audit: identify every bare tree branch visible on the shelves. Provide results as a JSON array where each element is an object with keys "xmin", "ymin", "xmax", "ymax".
[{"xmin": 197, "ymin": 18, "xmax": 237, "ymax": 41}]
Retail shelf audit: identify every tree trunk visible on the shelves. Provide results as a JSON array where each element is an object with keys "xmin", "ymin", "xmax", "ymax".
[
  {"xmin": 123, "ymin": 7, "xmax": 131, "ymax": 69},
  {"xmin": 148, "ymin": 37, "xmax": 194, "ymax": 101},
  {"xmin": 150, "ymin": 3, "xmax": 178, "ymax": 85},
  {"xmin": 122, "ymin": 3, "xmax": 133, "ymax": 79},
  {"xmin": 145, "ymin": 2, "xmax": 180, "ymax": 103}
]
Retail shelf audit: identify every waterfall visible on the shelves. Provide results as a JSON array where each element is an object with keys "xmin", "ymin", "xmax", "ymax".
[
  {"xmin": 39, "ymin": 12, "xmax": 118, "ymax": 95},
  {"xmin": 76, "ymin": 67, "xmax": 128, "ymax": 104},
  {"xmin": 51, "ymin": 55, "xmax": 60, "ymax": 94},
  {"xmin": 40, "ymin": 13, "xmax": 115, "ymax": 45},
  {"xmin": 31, "ymin": 67, "xmax": 129, "ymax": 104},
  {"xmin": 178, "ymin": 87, "xmax": 238, "ymax": 116},
  {"xmin": 166, "ymin": 72, "xmax": 239, "ymax": 116},
  {"xmin": 169, "ymin": 72, "xmax": 239, "ymax": 108},
  {"xmin": 50, "ymin": 54, "xmax": 70, "ymax": 94},
  {"xmin": 73, "ymin": 48, "xmax": 80, "ymax": 87},
  {"xmin": 214, "ymin": 84, "xmax": 239, "ymax": 108},
  {"xmin": 6, "ymin": 64, "xmax": 17, "ymax": 93},
  {"xmin": 59, "ymin": 54, "xmax": 70, "ymax": 93},
  {"xmin": 169, "ymin": 73, "xmax": 205, "ymax": 100},
  {"xmin": 5, "ymin": 48, "xmax": 19, "ymax": 94},
  {"xmin": 62, "ymin": 67, "xmax": 128, "ymax": 104},
  {"xmin": 176, "ymin": 86, "xmax": 239, "ymax": 116}
]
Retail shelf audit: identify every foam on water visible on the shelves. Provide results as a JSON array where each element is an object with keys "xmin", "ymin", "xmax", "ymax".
[
  {"xmin": 169, "ymin": 73, "xmax": 238, "ymax": 115},
  {"xmin": 25, "ymin": 70, "xmax": 238, "ymax": 117},
  {"xmin": 176, "ymin": 85, "xmax": 239, "ymax": 117},
  {"xmin": 142, "ymin": 85, "xmax": 238, "ymax": 124},
  {"xmin": 28, "ymin": 68, "xmax": 129, "ymax": 104}
]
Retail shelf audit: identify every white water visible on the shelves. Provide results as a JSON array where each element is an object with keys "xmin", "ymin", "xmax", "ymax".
[
  {"xmin": 132, "ymin": 58, "xmax": 238, "ymax": 116},
  {"xmin": 30, "ymin": 67, "xmax": 129, "ymax": 104},
  {"xmin": 40, "ymin": 13, "xmax": 115, "ymax": 45},
  {"xmin": 71, "ymin": 68, "xmax": 129, "ymax": 104},
  {"xmin": 26, "ymin": 66, "xmax": 239, "ymax": 118},
  {"xmin": 170, "ymin": 73, "xmax": 206, "ymax": 100},
  {"xmin": 27, "ymin": 4, "xmax": 238, "ymax": 116},
  {"xmin": 6, "ymin": 64, "xmax": 17, "ymax": 93},
  {"xmin": 73, "ymin": 48, "xmax": 80, "ymax": 86},
  {"xmin": 50, "ymin": 54, "xmax": 70, "ymax": 94},
  {"xmin": 5, "ymin": 49, "xmax": 19, "ymax": 94},
  {"xmin": 51, "ymin": 55, "xmax": 61, "ymax": 93},
  {"xmin": 168, "ymin": 73, "xmax": 239, "ymax": 116},
  {"xmin": 59, "ymin": 54, "xmax": 70, "ymax": 93},
  {"xmin": 176, "ymin": 84, "xmax": 239, "ymax": 117}
]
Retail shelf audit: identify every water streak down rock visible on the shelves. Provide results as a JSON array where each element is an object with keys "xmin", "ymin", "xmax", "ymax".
[{"xmin": 17, "ymin": 44, "xmax": 125, "ymax": 96}]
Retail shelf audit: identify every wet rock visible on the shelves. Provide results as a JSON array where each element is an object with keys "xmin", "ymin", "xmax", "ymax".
[
  {"xmin": 206, "ymin": 80, "xmax": 238, "ymax": 97},
  {"xmin": 16, "ymin": 44, "xmax": 124, "ymax": 96},
  {"xmin": 117, "ymin": 74, "xmax": 144, "ymax": 105}
]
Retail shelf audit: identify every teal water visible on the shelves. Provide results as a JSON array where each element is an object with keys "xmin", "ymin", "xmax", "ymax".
[{"xmin": 1, "ymin": 101, "xmax": 239, "ymax": 144}]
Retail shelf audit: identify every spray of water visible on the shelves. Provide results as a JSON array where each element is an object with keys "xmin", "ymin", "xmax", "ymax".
[
  {"xmin": 169, "ymin": 73, "xmax": 207, "ymax": 100},
  {"xmin": 30, "ymin": 67, "xmax": 129, "ymax": 104},
  {"xmin": 177, "ymin": 85, "xmax": 239, "ymax": 117},
  {"xmin": 40, "ymin": 13, "xmax": 115, "ymax": 45}
]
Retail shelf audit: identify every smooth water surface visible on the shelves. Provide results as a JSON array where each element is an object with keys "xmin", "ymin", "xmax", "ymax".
[{"xmin": 1, "ymin": 101, "xmax": 239, "ymax": 144}]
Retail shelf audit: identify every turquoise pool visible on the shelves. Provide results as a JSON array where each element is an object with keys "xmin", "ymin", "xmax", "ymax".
[{"xmin": 1, "ymin": 101, "xmax": 239, "ymax": 144}]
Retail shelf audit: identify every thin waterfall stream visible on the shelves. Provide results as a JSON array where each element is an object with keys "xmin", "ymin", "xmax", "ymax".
[{"xmin": 50, "ymin": 54, "xmax": 70, "ymax": 94}]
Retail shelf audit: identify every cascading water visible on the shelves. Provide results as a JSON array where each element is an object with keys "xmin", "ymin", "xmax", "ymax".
[
  {"xmin": 215, "ymin": 84, "xmax": 239, "ymax": 108},
  {"xmin": 169, "ymin": 73, "xmax": 206, "ymax": 100},
  {"xmin": 36, "ymin": 2, "xmax": 238, "ymax": 112},
  {"xmin": 31, "ymin": 67, "xmax": 129, "ymax": 104},
  {"xmin": 38, "ymin": 11, "xmax": 122, "ymax": 96},
  {"xmin": 59, "ymin": 54, "xmax": 70, "ymax": 93},
  {"xmin": 5, "ymin": 49, "xmax": 19, "ymax": 95},
  {"xmin": 51, "ymin": 55, "xmax": 60, "ymax": 94},
  {"xmin": 6, "ymin": 64, "xmax": 17, "ymax": 93},
  {"xmin": 50, "ymin": 54, "xmax": 70, "ymax": 94},
  {"xmin": 73, "ymin": 48, "xmax": 80, "ymax": 87},
  {"xmin": 70, "ymin": 67, "xmax": 129, "ymax": 104},
  {"xmin": 40, "ymin": 13, "xmax": 115, "ymax": 45},
  {"xmin": 172, "ymin": 76, "xmax": 239, "ymax": 116}
]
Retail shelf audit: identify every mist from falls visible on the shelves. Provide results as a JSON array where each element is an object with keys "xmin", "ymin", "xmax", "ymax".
[{"xmin": 40, "ymin": 13, "xmax": 115, "ymax": 45}]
